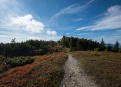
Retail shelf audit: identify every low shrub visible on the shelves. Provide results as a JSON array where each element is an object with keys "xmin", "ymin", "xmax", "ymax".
[
  {"xmin": 94, "ymin": 48, "xmax": 100, "ymax": 51},
  {"xmin": 7, "ymin": 56, "xmax": 35, "ymax": 68},
  {"xmin": 118, "ymin": 48, "xmax": 121, "ymax": 53},
  {"xmin": 0, "ymin": 55, "xmax": 9, "ymax": 73}
]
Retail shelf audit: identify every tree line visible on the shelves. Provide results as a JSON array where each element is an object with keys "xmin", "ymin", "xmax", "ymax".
[
  {"xmin": 0, "ymin": 36, "xmax": 120, "ymax": 58},
  {"xmin": 0, "ymin": 40, "xmax": 57, "ymax": 58},
  {"xmin": 58, "ymin": 35, "xmax": 121, "ymax": 52}
]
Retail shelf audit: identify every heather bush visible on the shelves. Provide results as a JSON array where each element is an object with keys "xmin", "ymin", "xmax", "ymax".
[{"xmin": 7, "ymin": 56, "xmax": 35, "ymax": 67}]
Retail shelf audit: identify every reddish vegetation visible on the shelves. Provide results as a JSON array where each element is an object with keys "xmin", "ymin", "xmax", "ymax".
[{"xmin": 0, "ymin": 52, "xmax": 67, "ymax": 87}]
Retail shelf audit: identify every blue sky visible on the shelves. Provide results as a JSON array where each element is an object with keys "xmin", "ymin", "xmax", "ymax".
[{"xmin": 0, "ymin": 0, "xmax": 121, "ymax": 44}]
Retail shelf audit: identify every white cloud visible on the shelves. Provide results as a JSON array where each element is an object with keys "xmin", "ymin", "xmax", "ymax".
[
  {"xmin": 0, "ymin": 0, "xmax": 28, "ymax": 32},
  {"xmin": 0, "ymin": 30, "xmax": 61, "ymax": 43},
  {"xmin": 0, "ymin": 0, "xmax": 44, "ymax": 33},
  {"xmin": 66, "ymin": 33, "xmax": 70, "ymax": 35},
  {"xmin": 0, "ymin": 0, "xmax": 22, "ymax": 23},
  {"xmin": 50, "ymin": 0, "xmax": 95, "ymax": 20},
  {"xmin": 107, "ymin": 5, "xmax": 121, "ymax": 16},
  {"xmin": 47, "ymin": 30, "xmax": 57, "ymax": 36},
  {"xmin": 11, "ymin": 14, "xmax": 45, "ymax": 33},
  {"xmin": 77, "ymin": 33, "xmax": 94, "ymax": 35},
  {"xmin": 0, "ymin": 0, "xmax": 61, "ymax": 43},
  {"xmin": 77, "ymin": 5, "xmax": 121, "ymax": 31},
  {"xmin": 73, "ymin": 18, "xmax": 83, "ymax": 21},
  {"xmin": 0, "ymin": 0, "xmax": 7, "ymax": 5},
  {"xmin": 77, "ymin": 26, "xmax": 92, "ymax": 30}
]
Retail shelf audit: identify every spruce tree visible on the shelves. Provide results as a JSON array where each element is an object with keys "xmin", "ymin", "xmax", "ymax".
[
  {"xmin": 113, "ymin": 41, "xmax": 119, "ymax": 52},
  {"xmin": 100, "ymin": 39, "xmax": 105, "ymax": 51}
]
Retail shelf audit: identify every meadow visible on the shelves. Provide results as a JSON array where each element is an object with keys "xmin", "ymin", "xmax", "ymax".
[
  {"xmin": 72, "ymin": 51, "xmax": 121, "ymax": 87},
  {"xmin": 0, "ymin": 52, "xmax": 67, "ymax": 87}
]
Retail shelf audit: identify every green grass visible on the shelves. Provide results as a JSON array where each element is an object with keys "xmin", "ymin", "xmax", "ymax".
[{"xmin": 72, "ymin": 51, "xmax": 121, "ymax": 87}]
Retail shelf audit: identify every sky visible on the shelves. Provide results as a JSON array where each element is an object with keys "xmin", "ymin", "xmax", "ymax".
[{"xmin": 0, "ymin": 0, "xmax": 121, "ymax": 44}]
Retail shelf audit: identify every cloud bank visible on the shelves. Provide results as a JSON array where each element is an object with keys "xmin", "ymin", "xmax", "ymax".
[
  {"xmin": 77, "ymin": 5, "xmax": 121, "ymax": 31},
  {"xmin": 11, "ymin": 14, "xmax": 44, "ymax": 33},
  {"xmin": 0, "ymin": 0, "xmax": 61, "ymax": 43}
]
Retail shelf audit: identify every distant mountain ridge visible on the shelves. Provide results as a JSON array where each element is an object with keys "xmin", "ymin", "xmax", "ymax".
[{"xmin": 105, "ymin": 44, "xmax": 121, "ymax": 48}]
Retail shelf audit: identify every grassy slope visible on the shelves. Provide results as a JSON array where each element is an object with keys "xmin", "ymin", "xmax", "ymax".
[
  {"xmin": 72, "ymin": 51, "xmax": 121, "ymax": 87},
  {"xmin": 0, "ymin": 52, "xmax": 67, "ymax": 87}
]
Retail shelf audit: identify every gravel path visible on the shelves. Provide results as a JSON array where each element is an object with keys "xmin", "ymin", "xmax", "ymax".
[{"xmin": 60, "ymin": 55, "xmax": 97, "ymax": 87}]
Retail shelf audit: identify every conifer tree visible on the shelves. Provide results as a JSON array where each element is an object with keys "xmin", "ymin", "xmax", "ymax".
[
  {"xmin": 100, "ymin": 39, "xmax": 105, "ymax": 51},
  {"xmin": 113, "ymin": 41, "xmax": 119, "ymax": 52}
]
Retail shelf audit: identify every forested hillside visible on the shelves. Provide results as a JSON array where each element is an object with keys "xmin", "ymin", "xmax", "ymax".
[{"xmin": 58, "ymin": 35, "xmax": 121, "ymax": 52}]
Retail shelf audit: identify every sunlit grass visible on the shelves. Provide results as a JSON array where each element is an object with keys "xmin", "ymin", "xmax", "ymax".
[{"xmin": 72, "ymin": 51, "xmax": 121, "ymax": 87}]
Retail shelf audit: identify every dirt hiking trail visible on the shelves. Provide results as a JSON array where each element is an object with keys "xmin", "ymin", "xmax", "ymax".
[{"xmin": 60, "ymin": 55, "xmax": 97, "ymax": 87}]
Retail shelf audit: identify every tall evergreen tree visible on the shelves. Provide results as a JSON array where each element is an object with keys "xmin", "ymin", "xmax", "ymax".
[
  {"xmin": 100, "ymin": 39, "xmax": 105, "ymax": 51},
  {"xmin": 113, "ymin": 41, "xmax": 119, "ymax": 52}
]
